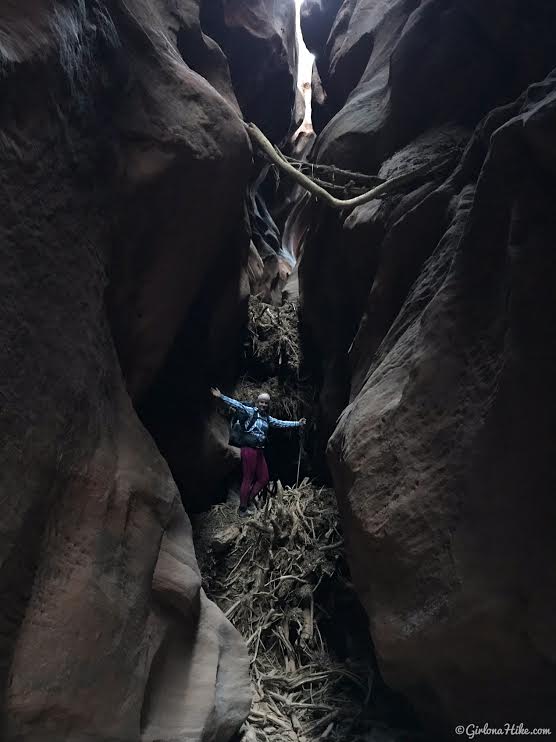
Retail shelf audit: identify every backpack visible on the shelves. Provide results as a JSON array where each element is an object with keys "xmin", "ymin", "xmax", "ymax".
[{"xmin": 229, "ymin": 408, "xmax": 260, "ymax": 448}]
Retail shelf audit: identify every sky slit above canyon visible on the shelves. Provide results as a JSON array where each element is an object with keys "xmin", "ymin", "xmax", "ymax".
[{"xmin": 295, "ymin": 0, "xmax": 314, "ymax": 131}]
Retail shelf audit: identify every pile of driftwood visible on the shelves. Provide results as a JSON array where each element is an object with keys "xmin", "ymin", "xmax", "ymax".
[
  {"xmin": 236, "ymin": 296, "xmax": 312, "ymax": 434},
  {"xmin": 194, "ymin": 482, "xmax": 380, "ymax": 742},
  {"xmin": 245, "ymin": 297, "xmax": 301, "ymax": 378}
]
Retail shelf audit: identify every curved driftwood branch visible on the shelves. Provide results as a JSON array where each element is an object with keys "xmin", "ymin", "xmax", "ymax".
[{"xmin": 245, "ymin": 121, "xmax": 451, "ymax": 209}]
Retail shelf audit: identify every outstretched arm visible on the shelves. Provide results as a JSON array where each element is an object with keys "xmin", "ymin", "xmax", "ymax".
[
  {"xmin": 268, "ymin": 416, "xmax": 306, "ymax": 429},
  {"xmin": 211, "ymin": 387, "xmax": 253, "ymax": 416}
]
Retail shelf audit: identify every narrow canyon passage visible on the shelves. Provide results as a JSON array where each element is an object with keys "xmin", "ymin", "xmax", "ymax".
[
  {"xmin": 1, "ymin": 2, "xmax": 556, "ymax": 742},
  {"xmin": 190, "ymin": 296, "xmax": 421, "ymax": 742}
]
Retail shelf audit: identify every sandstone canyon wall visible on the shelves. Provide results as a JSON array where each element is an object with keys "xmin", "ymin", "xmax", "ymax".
[
  {"xmin": 201, "ymin": 0, "xmax": 297, "ymax": 143},
  {"xmin": 4, "ymin": 0, "xmax": 556, "ymax": 739},
  {"xmin": 299, "ymin": 0, "xmax": 556, "ymax": 734},
  {"xmin": 0, "ymin": 1, "xmax": 294, "ymax": 740}
]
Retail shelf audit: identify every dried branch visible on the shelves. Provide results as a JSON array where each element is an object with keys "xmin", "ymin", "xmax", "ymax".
[
  {"xmin": 194, "ymin": 482, "xmax": 381, "ymax": 741},
  {"xmin": 245, "ymin": 121, "xmax": 453, "ymax": 210},
  {"xmin": 283, "ymin": 156, "xmax": 384, "ymax": 187}
]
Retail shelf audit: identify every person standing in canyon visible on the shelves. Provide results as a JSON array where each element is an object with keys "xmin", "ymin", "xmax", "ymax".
[{"xmin": 211, "ymin": 387, "xmax": 306, "ymax": 517}]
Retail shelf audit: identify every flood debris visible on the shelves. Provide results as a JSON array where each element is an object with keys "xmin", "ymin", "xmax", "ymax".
[
  {"xmin": 245, "ymin": 297, "xmax": 302, "ymax": 379},
  {"xmin": 235, "ymin": 296, "xmax": 313, "ymax": 481},
  {"xmin": 195, "ymin": 295, "xmax": 418, "ymax": 740},
  {"xmin": 233, "ymin": 375, "xmax": 308, "ymax": 427},
  {"xmin": 193, "ymin": 481, "xmax": 415, "ymax": 742}
]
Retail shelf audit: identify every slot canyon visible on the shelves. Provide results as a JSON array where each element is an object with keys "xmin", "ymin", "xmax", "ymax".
[{"xmin": 1, "ymin": 1, "xmax": 556, "ymax": 740}]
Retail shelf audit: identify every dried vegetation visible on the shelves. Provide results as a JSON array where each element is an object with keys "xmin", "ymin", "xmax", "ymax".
[
  {"xmin": 244, "ymin": 297, "xmax": 302, "ymax": 378},
  {"xmin": 194, "ymin": 482, "xmax": 399, "ymax": 742},
  {"xmin": 236, "ymin": 296, "xmax": 313, "ymax": 427},
  {"xmin": 197, "ymin": 296, "xmax": 419, "ymax": 741}
]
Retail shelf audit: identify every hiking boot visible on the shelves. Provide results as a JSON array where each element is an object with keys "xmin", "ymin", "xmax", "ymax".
[
  {"xmin": 238, "ymin": 506, "xmax": 249, "ymax": 518},
  {"xmin": 247, "ymin": 504, "xmax": 257, "ymax": 516}
]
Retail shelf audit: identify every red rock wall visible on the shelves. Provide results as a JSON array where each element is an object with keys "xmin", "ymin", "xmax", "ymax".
[
  {"xmin": 0, "ymin": 0, "xmax": 268, "ymax": 739},
  {"xmin": 299, "ymin": 0, "xmax": 556, "ymax": 734},
  {"xmin": 200, "ymin": 0, "xmax": 297, "ymax": 143}
]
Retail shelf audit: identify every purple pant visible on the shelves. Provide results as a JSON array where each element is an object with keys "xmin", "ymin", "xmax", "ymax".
[{"xmin": 240, "ymin": 447, "xmax": 269, "ymax": 507}]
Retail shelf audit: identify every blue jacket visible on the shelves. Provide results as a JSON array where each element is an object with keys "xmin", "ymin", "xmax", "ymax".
[{"xmin": 221, "ymin": 394, "xmax": 300, "ymax": 448}]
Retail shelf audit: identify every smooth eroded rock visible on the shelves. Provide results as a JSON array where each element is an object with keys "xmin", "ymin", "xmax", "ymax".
[
  {"xmin": 0, "ymin": 0, "xmax": 251, "ymax": 739},
  {"xmin": 300, "ymin": 0, "xmax": 556, "ymax": 733},
  {"xmin": 200, "ymin": 0, "xmax": 297, "ymax": 142},
  {"xmin": 327, "ymin": 67, "xmax": 556, "ymax": 737}
]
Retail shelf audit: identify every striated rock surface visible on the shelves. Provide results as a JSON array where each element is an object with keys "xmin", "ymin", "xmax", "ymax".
[
  {"xmin": 330, "ymin": 80, "xmax": 556, "ymax": 732},
  {"xmin": 0, "ymin": 0, "xmax": 252, "ymax": 739},
  {"xmin": 301, "ymin": 0, "xmax": 556, "ymax": 452},
  {"xmin": 200, "ymin": 0, "xmax": 297, "ymax": 142},
  {"xmin": 299, "ymin": 0, "xmax": 556, "ymax": 734}
]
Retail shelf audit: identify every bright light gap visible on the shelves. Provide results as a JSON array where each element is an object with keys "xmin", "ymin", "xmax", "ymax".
[{"xmin": 294, "ymin": 0, "xmax": 314, "ymax": 130}]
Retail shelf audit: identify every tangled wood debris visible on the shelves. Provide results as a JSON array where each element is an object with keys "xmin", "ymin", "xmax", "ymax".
[
  {"xmin": 236, "ymin": 297, "xmax": 312, "ymax": 426},
  {"xmin": 193, "ymin": 482, "xmax": 411, "ymax": 742},
  {"xmin": 245, "ymin": 298, "xmax": 301, "ymax": 378},
  {"xmin": 234, "ymin": 375, "xmax": 307, "ymax": 425},
  {"xmin": 195, "ymin": 294, "xmax": 420, "ymax": 740}
]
